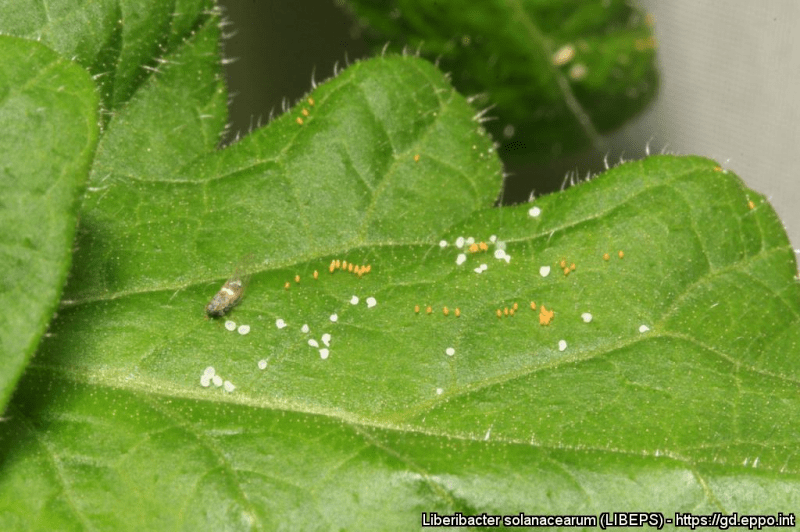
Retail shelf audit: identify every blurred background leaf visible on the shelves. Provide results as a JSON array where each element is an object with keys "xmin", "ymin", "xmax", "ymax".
[{"xmin": 345, "ymin": 0, "xmax": 658, "ymax": 166}]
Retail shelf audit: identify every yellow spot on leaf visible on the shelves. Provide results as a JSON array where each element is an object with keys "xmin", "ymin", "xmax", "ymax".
[{"xmin": 539, "ymin": 305, "xmax": 554, "ymax": 325}]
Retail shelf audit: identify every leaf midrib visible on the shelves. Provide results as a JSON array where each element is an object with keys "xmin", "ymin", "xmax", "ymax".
[{"xmin": 17, "ymin": 362, "xmax": 792, "ymax": 495}]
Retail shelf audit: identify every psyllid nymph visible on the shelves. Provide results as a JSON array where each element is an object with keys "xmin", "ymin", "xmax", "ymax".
[{"xmin": 205, "ymin": 272, "xmax": 246, "ymax": 317}]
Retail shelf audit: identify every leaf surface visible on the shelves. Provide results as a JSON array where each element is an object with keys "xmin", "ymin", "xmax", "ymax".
[
  {"xmin": 0, "ymin": 0, "xmax": 217, "ymax": 114},
  {"xmin": 0, "ymin": 36, "xmax": 98, "ymax": 411},
  {"xmin": 2, "ymin": 3, "xmax": 799, "ymax": 529}
]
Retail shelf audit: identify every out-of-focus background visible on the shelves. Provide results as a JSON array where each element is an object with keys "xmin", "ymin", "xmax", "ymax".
[{"xmin": 218, "ymin": 0, "xmax": 800, "ymax": 248}]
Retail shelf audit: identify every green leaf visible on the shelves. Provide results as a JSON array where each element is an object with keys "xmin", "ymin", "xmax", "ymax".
[
  {"xmin": 6, "ymin": 143, "xmax": 800, "ymax": 526},
  {"xmin": 0, "ymin": 0, "xmax": 217, "ymax": 115},
  {"xmin": 0, "ymin": 36, "xmax": 98, "ymax": 412},
  {"xmin": 345, "ymin": 0, "xmax": 659, "ymax": 162},
  {"xmin": 67, "ymin": 50, "xmax": 500, "ymax": 301},
  {"xmin": 2, "ymin": 2, "xmax": 800, "ymax": 529}
]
